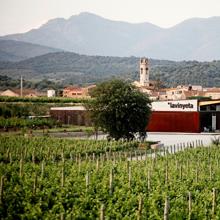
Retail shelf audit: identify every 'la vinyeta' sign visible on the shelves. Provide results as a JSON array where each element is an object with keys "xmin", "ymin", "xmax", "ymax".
[{"xmin": 152, "ymin": 100, "xmax": 198, "ymax": 112}]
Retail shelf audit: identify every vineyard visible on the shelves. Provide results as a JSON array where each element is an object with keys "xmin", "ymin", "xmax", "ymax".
[{"xmin": 0, "ymin": 135, "xmax": 220, "ymax": 219}]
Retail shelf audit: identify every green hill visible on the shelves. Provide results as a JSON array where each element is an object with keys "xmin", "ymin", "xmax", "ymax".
[
  {"xmin": 0, "ymin": 40, "xmax": 61, "ymax": 62},
  {"xmin": 0, "ymin": 52, "xmax": 219, "ymax": 88}
]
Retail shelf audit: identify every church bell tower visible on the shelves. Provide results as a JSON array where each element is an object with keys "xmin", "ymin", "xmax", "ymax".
[{"xmin": 140, "ymin": 58, "xmax": 149, "ymax": 86}]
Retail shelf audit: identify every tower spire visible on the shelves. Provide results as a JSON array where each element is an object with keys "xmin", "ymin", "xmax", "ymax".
[{"xmin": 140, "ymin": 58, "xmax": 149, "ymax": 86}]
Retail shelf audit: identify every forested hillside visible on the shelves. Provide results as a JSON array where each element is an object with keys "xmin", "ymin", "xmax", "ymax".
[
  {"xmin": 0, "ymin": 40, "xmax": 60, "ymax": 62},
  {"xmin": 0, "ymin": 52, "xmax": 219, "ymax": 88}
]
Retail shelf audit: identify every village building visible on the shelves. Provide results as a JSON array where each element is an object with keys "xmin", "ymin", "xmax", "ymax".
[
  {"xmin": 62, "ymin": 85, "xmax": 96, "ymax": 98},
  {"xmin": 47, "ymin": 89, "xmax": 56, "ymax": 97},
  {"xmin": 50, "ymin": 106, "xmax": 91, "ymax": 126},
  {"xmin": 0, "ymin": 89, "xmax": 19, "ymax": 97},
  {"xmin": 0, "ymin": 89, "xmax": 41, "ymax": 97}
]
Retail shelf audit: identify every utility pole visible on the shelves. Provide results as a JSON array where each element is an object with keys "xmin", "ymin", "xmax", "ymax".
[{"xmin": 20, "ymin": 76, "xmax": 23, "ymax": 97}]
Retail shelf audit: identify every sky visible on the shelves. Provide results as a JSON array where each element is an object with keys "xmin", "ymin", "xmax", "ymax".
[{"xmin": 0, "ymin": 0, "xmax": 220, "ymax": 36}]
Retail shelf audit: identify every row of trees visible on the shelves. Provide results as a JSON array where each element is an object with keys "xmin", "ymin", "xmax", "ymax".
[{"xmin": 0, "ymin": 75, "xmax": 62, "ymax": 91}]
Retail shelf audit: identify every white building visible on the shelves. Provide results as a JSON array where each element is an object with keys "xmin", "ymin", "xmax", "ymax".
[{"xmin": 47, "ymin": 89, "xmax": 56, "ymax": 98}]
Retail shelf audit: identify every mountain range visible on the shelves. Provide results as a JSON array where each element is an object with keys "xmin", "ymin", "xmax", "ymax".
[{"xmin": 1, "ymin": 12, "xmax": 220, "ymax": 61}]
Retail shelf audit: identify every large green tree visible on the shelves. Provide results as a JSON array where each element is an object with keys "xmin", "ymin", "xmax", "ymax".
[{"xmin": 87, "ymin": 80, "xmax": 151, "ymax": 140}]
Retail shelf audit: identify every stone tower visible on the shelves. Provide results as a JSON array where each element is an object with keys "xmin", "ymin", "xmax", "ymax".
[{"xmin": 140, "ymin": 58, "xmax": 149, "ymax": 86}]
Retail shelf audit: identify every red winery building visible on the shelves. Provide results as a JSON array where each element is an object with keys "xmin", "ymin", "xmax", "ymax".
[
  {"xmin": 50, "ymin": 100, "xmax": 220, "ymax": 133},
  {"xmin": 147, "ymin": 99, "xmax": 220, "ymax": 133}
]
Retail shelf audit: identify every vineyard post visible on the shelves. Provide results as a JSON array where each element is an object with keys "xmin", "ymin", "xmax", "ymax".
[
  {"xmin": 39, "ymin": 146, "xmax": 43, "ymax": 156},
  {"xmin": 164, "ymin": 196, "xmax": 169, "ymax": 220},
  {"xmin": 135, "ymin": 151, "xmax": 138, "ymax": 161},
  {"xmin": 41, "ymin": 160, "xmax": 44, "ymax": 178},
  {"xmin": 179, "ymin": 165, "xmax": 182, "ymax": 180},
  {"xmin": 113, "ymin": 152, "xmax": 116, "ymax": 164},
  {"xmin": 60, "ymin": 213, "xmax": 64, "ymax": 220},
  {"xmin": 96, "ymin": 159, "xmax": 99, "ymax": 171},
  {"xmin": 100, "ymin": 153, "xmax": 103, "ymax": 164},
  {"xmin": 183, "ymin": 143, "xmax": 185, "ymax": 150},
  {"xmin": 150, "ymin": 149, "xmax": 153, "ymax": 160},
  {"xmin": 154, "ymin": 149, "xmax": 156, "ymax": 160},
  {"xmin": 61, "ymin": 165, "xmax": 65, "ymax": 187},
  {"xmin": 128, "ymin": 166, "xmax": 131, "ymax": 188},
  {"xmin": 25, "ymin": 146, "xmax": 28, "ymax": 160},
  {"xmin": 124, "ymin": 151, "xmax": 128, "ymax": 160},
  {"xmin": 212, "ymin": 188, "xmax": 216, "ymax": 217},
  {"xmin": 187, "ymin": 160, "xmax": 189, "ymax": 176},
  {"xmin": 61, "ymin": 149, "xmax": 65, "ymax": 163},
  {"xmin": 175, "ymin": 159, "xmax": 178, "ymax": 171},
  {"xmin": 6, "ymin": 148, "xmax": 10, "ymax": 161},
  {"xmin": 188, "ymin": 192, "xmax": 192, "ymax": 219},
  {"xmin": 119, "ymin": 151, "xmax": 122, "ymax": 162},
  {"xmin": 19, "ymin": 158, "xmax": 24, "ymax": 178},
  {"xmin": 33, "ymin": 173, "xmax": 37, "ymax": 195},
  {"xmin": 195, "ymin": 166, "xmax": 198, "ymax": 183},
  {"xmin": 209, "ymin": 164, "xmax": 212, "ymax": 181},
  {"xmin": 109, "ymin": 168, "xmax": 113, "ymax": 195},
  {"xmin": 9, "ymin": 152, "xmax": 12, "ymax": 164},
  {"xmin": 137, "ymin": 195, "xmax": 143, "ymax": 220},
  {"xmin": 0, "ymin": 176, "xmax": 4, "ymax": 204},
  {"xmin": 165, "ymin": 163, "xmax": 168, "ymax": 185},
  {"xmin": 86, "ymin": 171, "xmax": 90, "ymax": 191},
  {"xmin": 15, "ymin": 148, "xmax": 17, "ymax": 160},
  {"xmin": 32, "ymin": 148, "xmax": 35, "ymax": 164},
  {"xmin": 147, "ymin": 169, "xmax": 151, "ymax": 192},
  {"xmin": 70, "ymin": 152, "xmax": 73, "ymax": 161},
  {"xmin": 100, "ymin": 204, "xmax": 105, "ymax": 220},
  {"xmin": 78, "ymin": 156, "xmax": 81, "ymax": 173},
  {"xmin": 127, "ymin": 161, "xmax": 130, "ymax": 173}
]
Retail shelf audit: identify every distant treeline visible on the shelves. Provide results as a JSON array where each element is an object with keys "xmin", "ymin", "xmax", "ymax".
[{"xmin": 0, "ymin": 95, "xmax": 89, "ymax": 104}]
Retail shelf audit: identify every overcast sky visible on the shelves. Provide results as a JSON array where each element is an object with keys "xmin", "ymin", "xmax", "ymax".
[{"xmin": 0, "ymin": 0, "xmax": 220, "ymax": 36}]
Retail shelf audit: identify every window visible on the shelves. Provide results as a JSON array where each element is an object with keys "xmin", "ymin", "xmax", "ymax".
[
  {"xmin": 176, "ymin": 91, "xmax": 182, "ymax": 94},
  {"xmin": 140, "ymin": 68, "xmax": 143, "ymax": 74}
]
